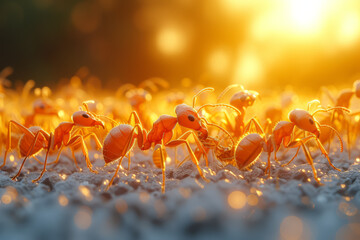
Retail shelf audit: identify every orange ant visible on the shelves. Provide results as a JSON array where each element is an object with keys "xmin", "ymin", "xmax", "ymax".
[
  {"xmin": 216, "ymin": 85, "xmax": 263, "ymax": 138},
  {"xmin": 1, "ymin": 102, "xmax": 104, "ymax": 182},
  {"xmin": 103, "ymin": 88, "xmax": 220, "ymax": 193},
  {"xmin": 173, "ymin": 87, "xmax": 264, "ymax": 168},
  {"xmin": 234, "ymin": 105, "xmax": 349, "ymax": 184},
  {"xmin": 115, "ymin": 78, "xmax": 169, "ymax": 130},
  {"xmin": 24, "ymin": 98, "xmax": 60, "ymax": 127},
  {"xmin": 320, "ymin": 81, "xmax": 360, "ymax": 158}
]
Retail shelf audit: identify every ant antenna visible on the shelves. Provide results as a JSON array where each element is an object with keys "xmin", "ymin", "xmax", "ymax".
[
  {"xmin": 217, "ymin": 84, "xmax": 240, "ymax": 103},
  {"xmin": 192, "ymin": 87, "xmax": 214, "ymax": 108}
]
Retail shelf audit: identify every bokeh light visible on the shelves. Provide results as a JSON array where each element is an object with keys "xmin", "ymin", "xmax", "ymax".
[
  {"xmin": 74, "ymin": 206, "xmax": 92, "ymax": 230},
  {"xmin": 280, "ymin": 216, "xmax": 303, "ymax": 240},
  {"xmin": 0, "ymin": 0, "xmax": 359, "ymax": 90},
  {"xmin": 228, "ymin": 191, "xmax": 246, "ymax": 209},
  {"xmin": 156, "ymin": 26, "xmax": 187, "ymax": 56}
]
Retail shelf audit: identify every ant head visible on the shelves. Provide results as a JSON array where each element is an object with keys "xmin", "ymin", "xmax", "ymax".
[
  {"xmin": 72, "ymin": 111, "xmax": 104, "ymax": 128},
  {"xmin": 33, "ymin": 99, "xmax": 58, "ymax": 115},
  {"xmin": 175, "ymin": 104, "xmax": 208, "ymax": 138},
  {"xmin": 289, "ymin": 109, "xmax": 320, "ymax": 138},
  {"xmin": 230, "ymin": 90, "xmax": 258, "ymax": 110},
  {"xmin": 125, "ymin": 88, "xmax": 152, "ymax": 108}
]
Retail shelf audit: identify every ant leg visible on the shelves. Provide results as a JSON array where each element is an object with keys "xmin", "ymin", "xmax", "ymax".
[
  {"xmin": 315, "ymin": 138, "xmax": 341, "ymax": 171},
  {"xmin": 300, "ymin": 141, "xmax": 323, "ymax": 185},
  {"xmin": 1, "ymin": 120, "xmax": 34, "ymax": 168},
  {"xmin": 280, "ymin": 135, "xmax": 314, "ymax": 168},
  {"xmin": 11, "ymin": 130, "xmax": 48, "ymax": 180},
  {"xmin": 127, "ymin": 152, "xmax": 131, "ymax": 171},
  {"xmin": 212, "ymin": 110, "xmax": 234, "ymax": 133},
  {"xmin": 346, "ymin": 116, "xmax": 351, "ymax": 161},
  {"xmin": 105, "ymin": 155, "xmax": 126, "ymax": 191},
  {"xmin": 176, "ymin": 156, "xmax": 190, "ymax": 168},
  {"xmin": 32, "ymin": 133, "xmax": 53, "ymax": 182},
  {"xmin": 178, "ymin": 131, "xmax": 208, "ymax": 166},
  {"xmin": 32, "ymin": 156, "xmax": 45, "ymax": 165},
  {"xmin": 66, "ymin": 135, "xmax": 98, "ymax": 173},
  {"xmin": 175, "ymin": 146, "xmax": 178, "ymax": 165},
  {"xmin": 81, "ymin": 132, "xmax": 103, "ymax": 149},
  {"xmin": 51, "ymin": 132, "xmax": 101, "ymax": 167},
  {"xmin": 245, "ymin": 118, "xmax": 265, "ymax": 134},
  {"xmin": 159, "ymin": 141, "xmax": 166, "ymax": 193},
  {"xmin": 265, "ymin": 152, "xmax": 271, "ymax": 175},
  {"xmin": 326, "ymin": 112, "xmax": 335, "ymax": 153},
  {"xmin": 281, "ymin": 146, "xmax": 300, "ymax": 167},
  {"xmin": 105, "ymin": 129, "xmax": 137, "ymax": 191},
  {"xmin": 152, "ymin": 143, "xmax": 168, "ymax": 193},
  {"xmin": 79, "ymin": 136, "xmax": 97, "ymax": 173},
  {"xmin": 166, "ymin": 139, "xmax": 209, "ymax": 182},
  {"xmin": 127, "ymin": 111, "xmax": 142, "ymax": 125},
  {"xmin": 71, "ymin": 149, "xmax": 80, "ymax": 170},
  {"xmin": 47, "ymin": 145, "xmax": 64, "ymax": 166}
]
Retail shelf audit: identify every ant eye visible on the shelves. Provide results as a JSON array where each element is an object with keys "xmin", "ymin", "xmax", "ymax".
[
  {"xmin": 309, "ymin": 118, "xmax": 314, "ymax": 124},
  {"xmin": 82, "ymin": 114, "xmax": 89, "ymax": 118},
  {"xmin": 188, "ymin": 115, "xmax": 195, "ymax": 122}
]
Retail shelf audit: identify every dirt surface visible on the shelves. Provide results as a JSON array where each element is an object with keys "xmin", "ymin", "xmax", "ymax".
[{"xmin": 0, "ymin": 146, "xmax": 360, "ymax": 240}]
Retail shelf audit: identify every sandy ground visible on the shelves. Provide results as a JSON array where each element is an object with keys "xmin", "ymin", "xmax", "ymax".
[{"xmin": 0, "ymin": 145, "xmax": 360, "ymax": 240}]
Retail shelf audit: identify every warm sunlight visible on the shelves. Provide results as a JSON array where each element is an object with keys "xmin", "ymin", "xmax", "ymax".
[
  {"xmin": 208, "ymin": 49, "xmax": 230, "ymax": 75},
  {"xmin": 287, "ymin": 0, "xmax": 326, "ymax": 33},
  {"xmin": 156, "ymin": 26, "xmax": 187, "ymax": 56},
  {"xmin": 233, "ymin": 47, "xmax": 263, "ymax": 87}
]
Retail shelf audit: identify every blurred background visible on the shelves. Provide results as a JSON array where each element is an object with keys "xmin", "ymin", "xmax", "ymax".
[{"xmin": 1, "ymin": 0, "xmax": 360, "ymax": 91}]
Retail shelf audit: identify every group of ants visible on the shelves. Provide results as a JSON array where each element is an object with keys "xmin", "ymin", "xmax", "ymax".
[{"xmin": 2, "ymin": 79, "xmax": 360, "ymax": 193}]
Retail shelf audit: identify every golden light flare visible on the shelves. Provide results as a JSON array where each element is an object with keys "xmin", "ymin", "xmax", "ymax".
[
  {"xmin": 58, "ymin": 194, "xmax": 69, "ymax": 207},
  {"xmin": 59, "ymin": 174, "xmax": 67, "ymax": 180},
  {"xmin": 337, "ymin": 12, "xmax": 360, "ymax": 47},
  {"xmin": 103, "ymin": 179, "xmax": 109, "ymax": 186},
  {"xmin": 74, "ymin": 206, "xmax": 92, "ymax": 230},
  {"xmin": 338, "ymin": 202, "xmax": 358, "ymax": 216},
  {"xmin": 1, "ymin": 194, "xmax": 12, "ymax": 205},
  {"xmin": 287, "ymin": 0, "xmax": 326, "ymax": 33},
  {"xmin": 247, "ymin": 0, "xmax": 360, "ymax": 51},
  {"xmin": 166, "ymin": 156, "xmax": 171, "ymax": 165},
  {"xmin": 156, "ymin": 26, "xmax": 187, "ymax": 56},
  {"xmin": 280, "ymin": 216, "xmax": 303, "ymax": 240},
  {"xmin": 228, "ymin": 191, "xmax": 246, "ymax": 210},
  {"xmin": 1, "ymin": 187, "xmax": 18, "ymax": 205},
  {"xmin": 247, "ymin": 194, "xmax": 259, "ymax": 206},
  {"xmin": 78, "ymin": 185, "xmax": 93, "ymax": 201}
]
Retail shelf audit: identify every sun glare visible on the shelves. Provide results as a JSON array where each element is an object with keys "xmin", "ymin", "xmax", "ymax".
[
  {"xmin": 337, "ymin": 12, "xmax": 360, "ymax": 47},
  {"xmin": 287, "ymin": 0, "xmax": 326, "ymax": 33}
]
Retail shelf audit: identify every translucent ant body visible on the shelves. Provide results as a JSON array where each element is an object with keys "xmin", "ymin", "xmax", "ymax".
[
  {"xmin": 1, "ymin": 103, "xmax": 104, "ymax": 182},
  {"xmin": 235, "ymin": 105, "xmax": 349, "ymax": 184}
]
